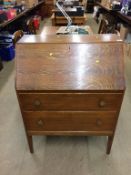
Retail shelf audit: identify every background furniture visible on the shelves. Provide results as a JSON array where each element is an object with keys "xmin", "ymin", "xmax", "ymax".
[
  {"xmin": 86, "ymin": 0, "xmax": 94, "ymax": 13},
  {"xmin": 40, "ymin": 0, "xmax": 54, "ymax": 18},
  {"xmin": 98, "ymin": 18, "xmax": 109, "ymax": 33},
  {"xmin": 51, "ymin": 13, "xmax": 86, "ymax": 25},
  {"xmin": 98, "ymin": 17, "xmax": 119, "ymax": 34},
  {"xmin": 26, "ymin": 18, "xmax": 36, "ymax": 34},
  {"xmin": 16, "ymin": 34, "xmax": 125, "ymax": 154},
  {"xmin": 96, "ymin": 1, "xmax": 131, "ymax": 26},
  {"xmin": 52, "ymin": 3, "xmax": 86, "ymax": 25},
  {"xmin": 13, "ymin": 30, "xmax": 24, "ymax": 46},
  {"xmin": 0, "ymin": 1, "xmax": 45, "ymax": 32}
]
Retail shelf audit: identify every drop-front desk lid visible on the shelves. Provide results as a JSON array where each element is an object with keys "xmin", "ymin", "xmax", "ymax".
[{"xmin": 16, "ymin": 34, "xmax": 125, "ymax": 92}]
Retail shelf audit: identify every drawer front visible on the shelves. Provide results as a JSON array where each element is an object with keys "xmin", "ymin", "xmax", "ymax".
[
  {"xmin": 23, "ymin": 111, "xmax": 116, "ymax": 131},
  {"xmin": 19, "ymin": 93, "xmax": 123, "ymax": 111}
]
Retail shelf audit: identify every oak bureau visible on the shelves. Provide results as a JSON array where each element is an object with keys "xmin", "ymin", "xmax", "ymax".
[{"xmin": 16, "ymin": 34, "xmax": 125, "ymax": 154}]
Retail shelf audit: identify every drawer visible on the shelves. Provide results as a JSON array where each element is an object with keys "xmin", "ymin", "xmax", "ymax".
[
  {"xmin": 23, "ymin": 111, "xmax": 117, "ymax": 131},
  {"xmin": 18, "ymin": 93, "xmax": 123, "ymax": 111}
]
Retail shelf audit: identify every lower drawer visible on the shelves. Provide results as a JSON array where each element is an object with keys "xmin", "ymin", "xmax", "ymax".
[{"xmin": 23, "ymin": 111, "xmax": 117, "ymax": 132}]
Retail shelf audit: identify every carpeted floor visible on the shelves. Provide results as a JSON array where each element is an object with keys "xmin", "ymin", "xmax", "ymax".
[{"xmin": 0, "ymin": 14, "xmax": 131, "ymax": 175}]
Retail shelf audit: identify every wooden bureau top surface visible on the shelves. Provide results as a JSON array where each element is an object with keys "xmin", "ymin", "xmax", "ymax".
[{"xmin": 16, "ymin": 35, "xmax": 125, "ymax": 92}]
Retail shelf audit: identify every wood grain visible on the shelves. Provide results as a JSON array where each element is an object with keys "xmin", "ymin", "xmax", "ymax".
[
  {"xmin": 24, "ymin": 111, "xmax": 117, "ymax": 131},
  {"xmin": 51, "ymin": 13, "xmax": 86, "ymax": 25},
  {"xmin": 16, "ymin": 40, "xmax": 125, "ymax": 91}
]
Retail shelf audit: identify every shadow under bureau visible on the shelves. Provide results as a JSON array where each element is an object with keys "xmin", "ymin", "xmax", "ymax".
[{"xmin": 16, "ymin": 34, "xmax": 125, "ymax": 154}]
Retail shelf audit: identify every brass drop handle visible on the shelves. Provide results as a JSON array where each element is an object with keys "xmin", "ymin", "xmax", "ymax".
[
  {"xmin": 96, "ymin": 119, "xmax": 102, "ymax": 126},
  {"xmin": 99, "ymin": 100, "xmax": 106, "ymax": 107},
  {"xmin": 34, "ymin": 100, "xmax": 41, "ymax": 107},
  {"xmin": 37, "ymin": 119, "xmax": 44, "ymax": 127}
]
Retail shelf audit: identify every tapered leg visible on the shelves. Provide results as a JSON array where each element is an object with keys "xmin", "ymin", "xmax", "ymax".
[
  {"xmin": 27, "ymin": 135, "xmax": 34, "ymax": 153},
  {"xmin": 106, "ymin": 135, "xmax": 114, "ymax": 154}
]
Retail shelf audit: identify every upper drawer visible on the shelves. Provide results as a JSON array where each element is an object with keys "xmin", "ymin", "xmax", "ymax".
[{"xmin": 18, "ymin": 93, "xmax": 123, "ymax": 111}]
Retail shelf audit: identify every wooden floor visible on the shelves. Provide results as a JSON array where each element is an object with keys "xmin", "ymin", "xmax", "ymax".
[{"xmin": 0, "ymin": 15, "xmax": 131, "ymax": 175}]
